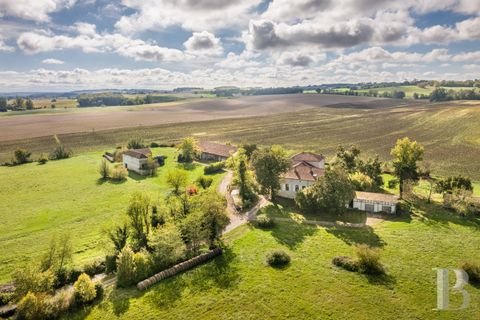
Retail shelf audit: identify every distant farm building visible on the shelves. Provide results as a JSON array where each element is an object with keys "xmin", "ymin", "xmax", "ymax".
[
  {"xmin": 122, "ymin": 148, "xmax": 164, "ymax": 175},
  {"xmin": 198, "ymin": 141, "xmax": 237, "ymax": 162},
  {"xmin": 352, "ymin": 191, "xmax": 399, "ymax": 214},
  {"xmin": 278, "ymin": 152, "xmax": 325, "ymax": 199}
]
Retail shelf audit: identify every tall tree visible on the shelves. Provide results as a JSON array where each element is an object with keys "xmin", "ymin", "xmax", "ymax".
[
  {"xmin": 14, "ymin": 97, "xmax": 24, "ymax": 110},
  {"xmin": 108, "ymin": 223, "xmax": 129, "ymax": 253},
  {"xmin": 334, "ymin": 145, "xmax": 361, "ymax": 173},
  {"xmin": 359, "ymin": 156, "xmax": 383, "ymax": 189},
  {"xmin": 0, "ymin": 97, "xmax": 7, "ymax": 112},
  {"xmin": 198, "ymin": 192, "xmax": 229, "ymax": 247},
  {"xmin": 25, "ymin": 98, "xmax": 34, "ymax": 110},
  {"xmin": 390, "ymin": 137, "xmax": 424, "ymax": 198},
  {"xmin": 126, "ymin": 192, "xmax": 151, "ymax": 249},
  {"xmin": 251, "ymin": 145, "xmax": 290, "ymax": 200},
  {"xmin": 178, "ymin": 137, "xmax": 198, "ymax": 162},
  {"xmin": 296, "ymin": 167, "xmax": 355, "ymax": 216},
  {"xmin": 166, "ymin": 169, "xmax": 188, "ymax": 195}
]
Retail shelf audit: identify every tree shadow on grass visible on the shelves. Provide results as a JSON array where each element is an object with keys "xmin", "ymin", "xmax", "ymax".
[
  {"xmin": 364, "ymin": 272, "xmax": 396, "ymax": 290},
  {"xmin": 326, "ymin": 226, "xmax": 386, "ymax": 248},
  {"xmin": 128, "ymin": 171, "xmax": 147, "ymax": 181},
  {"xmin": 410, "ymin": 196, "xmax": 480, "ymax": 230},
  {"xmin": 269, "ymin": 221, "xmax": 318, "ymax": 250},
  {"xmin": 143, "ymin": 247, "xmax": 240, "ymax": 309},
  {"xmin": 178, "ymin": 162, "xmax": 199, "ymax": 171}
]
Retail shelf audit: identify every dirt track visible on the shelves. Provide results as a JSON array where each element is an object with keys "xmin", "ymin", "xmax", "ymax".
[{"xmin": 0, "ymin": 94, "xmax": 396, "ymax": 142}]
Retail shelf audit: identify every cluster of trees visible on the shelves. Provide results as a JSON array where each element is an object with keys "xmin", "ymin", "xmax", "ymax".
[
  {"xmin": 317, "ymin": 89, "xmax": 406, "ymax": 99},
  {"xmin": 0, "ymin": 97, "xmax": 35, "ymax": 112},
  {"xmin": 429, "ymin": 87, "xmax": 480, "ymax": 102},
  {"xmin": 108, "ymin": 172, "xmax": 229, "ymax": 287},
  {"xmin": 12, "ymin": 234, "xmax": 103, "ymax": 319},
  {"xmin": 77, "ymin": 94, "xmax": 181, "ymax": 107},
  {"xmin": 434, "ymin": 175, "xmax": 477, "ymax": 216}
]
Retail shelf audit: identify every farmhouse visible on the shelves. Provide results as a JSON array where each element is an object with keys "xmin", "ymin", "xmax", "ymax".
[
  {"xmin": 352, "ymin": 191, "xmax": 399, "ymax": 214},
  {"xmin": 198, "ymin": 141, "xmax": 237, "ymax": 162},
  {"xmin": 122, "ymin": 148, "xmax": 163, "ymax": 175},
  {"xmin": 278, "ymin": 152, "xmax": 325, "ymax": 199}
]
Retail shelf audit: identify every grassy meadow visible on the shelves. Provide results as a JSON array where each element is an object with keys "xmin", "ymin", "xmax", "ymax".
[
  {"xmin": 0, "ymin": 147, "xmax": 225, "ymax": 283},
  {"xmin": 70, "ymin": 204, "xmax": 480, "ymax": 320}
]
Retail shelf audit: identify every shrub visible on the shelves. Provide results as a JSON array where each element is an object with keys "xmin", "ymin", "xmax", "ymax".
[
  {"xmin": 116, "ymin": 246, "xmax": 136, "ymax": 288},
  {"xmin": 355, "ymin": 245, "xmax": 385, "ymax": 275},
  {"xmin": 73, "ymin": 273, "xmax": 97, "ymax": 304},
  {"xmin": 16, "ymin": 292, "xmax": 47, "ymax": 320},
  {"xmin": 256, "ymin": 214, "xmax": 275, "ymax": 229},
  {"xmin": 37, "ymin": 153, "xmax": 49, "ymax": 165},
  {"xmin": 110, "ymin": 166, "xmax": 128, "ymax": 181},
  {"xmin": 186, "ymin": 185, "xmax": 198, "ymax": 195},
  {"xmin": 134, "ymin": 250, "xmax": 152, "ymax": 283},
  {"xmin": 0, "ymin": 292, "xmax": 14, "ymax": 306},
  {"xmin": 461, "ymin": 261, "xmax": 480, "ymax": 284},
  {"xmin": 13, "ymin": 265, "xmax": 55, "ymax": 298},
  {"xmin": 266, "ymin": 250, "xmax": 291, "ymax": 267},
  {"xmin": 196, "ymin": 176, "xmax": 213, "ymax": 189},
  {"xmin": 44, "ymin": 289, "xmax": 74, "ymax": 319},
  {"xmin": 13, "ymin": 149, "xmax": 31, "ymax": 164},
  {"xmin": 99, "ymin": 159, "xmax": 111, "ymax": 179},
  {"xmin": 149, "ymin": 224, "xmax": 186, "ymax": 271},
  {"xmin": 204, "ymin": 161, "xmax": 225, "ymax": 174},
  {"xmin": 332, "ymin": 256, "xmax": 358, "ymax": 272},
  {"xmin": 83, "ymin": 260, "xmax": 105, "ymax": 277},
  {"xmin": 127, "ymin": 137, "xmax": 145, "ymax": 149},
  {"xmin": 50, "ymin": 144, "xmax": 72, "ymax": 160},
  {"xmin": 150, "ymin": 142, "xmax": 160, "ymax": 148},
  {"xmin": 387, "ymin": 179, "xmax": 399, "ymax": 189},
  {"xmin": 94, "ymin": 282, "xmax": 104, "ymax": 300},
  {"xmin": 113, "ymin": 148, "xmax": 125, "ymax": 162},
  {"xmin": 105, "ymin": 255, "xmax": 117, "ymax": 274}
]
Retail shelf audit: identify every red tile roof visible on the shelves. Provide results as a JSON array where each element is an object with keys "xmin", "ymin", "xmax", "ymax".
[
  {"xmin": 123, "ymin": 148, "xmax": 152, "ymax": 159},
  {"xmin": 198, "ymin": 141, "xmax": 237, "ymax": 158},
  {"xmin": 291, "ymin": 152, "xmax": 324, "ymax": 162},
  {"xmin": 284, "ymin": 161, "xmax": 325, "ymax": 181}
]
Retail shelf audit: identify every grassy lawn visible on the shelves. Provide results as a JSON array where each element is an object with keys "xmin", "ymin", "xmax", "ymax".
[
  {"xmin": 0, "ymin": 147, "xmax": 225, "ymax": 283},
  {"xmin": 70, "ymin": 201, "xmax": 480, "ymax": 320}
]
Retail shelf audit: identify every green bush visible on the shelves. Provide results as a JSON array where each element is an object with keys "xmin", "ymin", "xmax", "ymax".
[
  {"xmin": 0, "ymin": 292, "xmax": 14, "ymax": 306},
  {"xmin": 387, "ymin": 179, "xmax": 399, "ymax": 189},
  {"xmin": 134, "ymin": 250, "xmax": 152, "ymax": 282},
  {"xmin": 116, "ymin": 246, "xmax": 136, "ymax": 288},
  {"xmin": 266, "ymin": 250, "xmax": 291, "ymax": 267},
  {"xmin": 13, "ymin": 149, "xmax": 31, "ymax": 164},
  {"xmin": 73, "ymin": 273, "xmax": 97, "ymax": 304},
  {"xmin": 37, "ymin": 153, "xmax": 49, "ymax": 165},
  {"xmin": 461, "ymin": 261, "xmax": 480, "ymax": 283},
  {"xmin": 110, "ymin": 166, "xmax": 128, "ymax": 181},
  {"xmin": 44, "ymin": 289, "xmax": 74, "ymax": 319},
  {"xmin": 94, "ymin": 283, "xmax": 104, "ymax": 300},
  {"xmin": 13, "ymin": 265, "xmax": 55, "ymax": 298},
  {"xmin": 82, "ymin": 259, "xmax": 106, "ymax": 277},
  {"xmin": 256, "ymin": 214, "xmax": 275, "ymax": 229},
  {"xmin": 150, "ymin": 142, "xmax": 160, "ymax": 148},
  {"xmin": 355, "ymin": 245, "xmax": 385, "ymax": 275},
  {"xmin": 332, "ymin": 256, "xmax": 359, "ymax": 272},
  {"xmin": 105, "ymin": 255, "xmax": 117, "ymax": 274},
  {"xmin": 204, "ymin": 161, "xmax": 225, "ymax": 174},
  {"xmin": 16, "ymin": 292, "xmax": 47, "ymax": 320},
  {"xmin": 196, "ymin": 176, "xmax": 213, "ymax": 189},
  {"xmin": 50, "ymin": 144, "xmax": 72, "ymax": 160}
]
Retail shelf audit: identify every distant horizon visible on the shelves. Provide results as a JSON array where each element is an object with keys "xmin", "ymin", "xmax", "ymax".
[{"xmin": 1, "ymin": 1, "xmax": 480, "ymax": 91}]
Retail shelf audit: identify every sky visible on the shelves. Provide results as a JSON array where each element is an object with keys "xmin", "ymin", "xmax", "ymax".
[{"xmin": 0, "ymin": 0, "xmax": 479, "ymax": 92}]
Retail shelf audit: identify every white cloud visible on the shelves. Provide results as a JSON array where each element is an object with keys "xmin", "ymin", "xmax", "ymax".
[
  {"xmin": 17, "ymin": 29, "xmax": 185, "ymax": 62},
  {"xmin": 184, "ymin": 31, "xmax": 223, "ymax": 56},
  {"xmin": 115, "ymin": 0, "xmax": 262, "ymax": 33},
  {"xmin": 0, "ymin": 37, "xmax": 14, "ymax": 52},
  {"xmin": 0, "ymin": 0, "xmax": 76, "ymax": 22},
  {"xmin": 42, "ymin": 58, "xmax": 64, "ymax": 64},
  {"xmin": 215, "ymin": 51, "xmax": 262, "ymax": 69}
]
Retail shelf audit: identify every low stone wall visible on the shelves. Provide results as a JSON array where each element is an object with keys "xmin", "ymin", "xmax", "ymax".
[{"xmin": 137, "ymin": 248, "xmax": 223, "ymax": 291}]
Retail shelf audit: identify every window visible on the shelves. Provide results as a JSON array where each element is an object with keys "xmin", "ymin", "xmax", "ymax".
[
  {"xmin": 365, "ymin": 204, "xmax": 375, "ymax": 212},
  {"xmin": 382, "ymin": 206, "xmax": 392, "ymax": 213},
  {"xmin": 295, "ymin": 185, "xmax": 299, "ymax": 192},
  {"xmin": 285, "ymin": 184, "xmax": 290, "ymax": 191}
]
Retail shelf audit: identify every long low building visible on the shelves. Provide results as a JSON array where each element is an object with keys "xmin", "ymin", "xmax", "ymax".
[{"xmin": 352, "ymin": 191, "xmax": 399, "ymax": 214}]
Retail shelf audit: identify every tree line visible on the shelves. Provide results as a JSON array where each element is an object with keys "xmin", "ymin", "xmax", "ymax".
[{"xmin": 77, "ymin": 94, "xmax": 182, "ymax": 107}]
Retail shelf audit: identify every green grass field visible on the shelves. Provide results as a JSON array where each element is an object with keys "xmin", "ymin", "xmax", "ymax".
[
  {"xmin": 0, "ymin": 147, "xmax": 225, "ymax": 283},
  {"xmin": 69, "ymin": 203, "xmax": 480, "ymax": 319}
]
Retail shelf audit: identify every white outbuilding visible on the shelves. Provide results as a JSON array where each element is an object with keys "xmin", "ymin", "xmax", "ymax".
[{"xmin": 352, "ymin": 191, "xmax": 399, "ymax": 214}]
